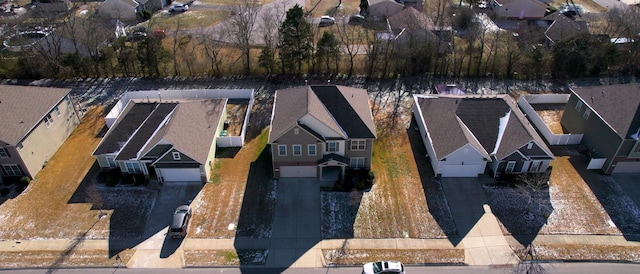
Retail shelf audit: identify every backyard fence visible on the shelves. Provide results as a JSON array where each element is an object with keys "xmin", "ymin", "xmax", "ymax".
[{"xmin": 518, "ymin": 94, "xmax": 583, "ymax": 145}]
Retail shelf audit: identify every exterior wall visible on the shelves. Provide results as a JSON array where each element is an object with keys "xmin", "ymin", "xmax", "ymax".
[
  {"xmin": 140, "ymin": 144, "xmax": 172, "ymax": 160},
  {"xmin": 96, "ymin": 155, "xmax": 110, "ymax": 168},
  {"xmin": 15, "ymin": 96, "xmax": 80, "ymax": 178},
  {"xmin": 561, "ymin": 94, "xmax": 623, "ymax": 173},
  {"xmin": 518, "ymin": 142, "xmax": 551, "ymax": 158},
  {"xmin": 271, "ymin": 126, "xmax": 323, "ymax": 166},
  {"xmin": 204, "ymin": 108, "xmax": 227, "ymax": 181},
  {"xmin": 0, "ymin": 146, "xmax": 28, "ymax": 177},
  {"xmin": 412, "ymin": 101, "xmax": 441, "ymax": 175},
  {"xmin": 345, "ymin": 138, "xmax": 374, "ymax": 169}
]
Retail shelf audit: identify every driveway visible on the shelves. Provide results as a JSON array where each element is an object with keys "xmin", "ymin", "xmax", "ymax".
[
  {"xmin": 126, "ymin": 182, "xmax": 203, "ymax": 268},
  {"xmin": 266, "ymin": 178, "xmax": 325, "ymax": 268}
]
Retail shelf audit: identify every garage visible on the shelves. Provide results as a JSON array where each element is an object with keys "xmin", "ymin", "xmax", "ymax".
[
  {"xmin": 279, "ymin": 166, "xmax": 317, "ymax": 178},
  {"xmin": 612, "ymin": 161, "xmax": 640, "ymax": 174},
  {"xmin": 157, "ymin": 168, "xmax": 202, "ymax": 182},
  {"xmin": 441, "ymin": 164, "xmax": 483, "ymax": 177}
]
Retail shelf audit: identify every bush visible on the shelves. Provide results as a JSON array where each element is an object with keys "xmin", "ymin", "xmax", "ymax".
[{"xmin": 19, "ymin": 176, "xmax": 31, "ymax": 185}]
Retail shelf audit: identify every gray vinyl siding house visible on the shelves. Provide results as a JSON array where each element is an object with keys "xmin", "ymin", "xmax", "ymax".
[
  {"xmin": 413, "ymin": 94, "xmax": 554, "ymax": 178},
  {"xmin": 560, "ymin": 84, "xmax": 640, "ymax": 174},
  {"xmin": 269, "ymin": 85, "xmax": 376, "ymax": 179},
  {"xmin": 93, "ymin": 97, "xmax": 227, "ymax": 183},
  {"xmin": 0, "ymin": 85, "xmax": 80, "ymax": 183}
]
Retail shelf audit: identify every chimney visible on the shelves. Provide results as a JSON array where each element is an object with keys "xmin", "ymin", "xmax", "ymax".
[
  {"xmin": 591, "ymin": 96, "xmax": 594, "ymax": 104},
  {"xmin": 601, "ymin": 90, "xmax": 605, "ymax": 98},
  {"xmin": 158, "ymin": 92, "xmax": 162, "ymax": 103}
]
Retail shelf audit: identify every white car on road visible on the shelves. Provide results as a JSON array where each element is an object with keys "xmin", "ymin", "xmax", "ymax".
[{"xmin": 362, "ymin": 260, "xmax": 405, "ymax": 274}]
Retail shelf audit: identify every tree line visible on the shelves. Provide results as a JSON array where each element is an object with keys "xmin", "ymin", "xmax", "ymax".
[{"xmin": 1, "ymin": 1, "xmax": 639, "ymax": 80}]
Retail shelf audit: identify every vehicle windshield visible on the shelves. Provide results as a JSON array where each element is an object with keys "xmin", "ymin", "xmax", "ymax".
[{"xmin": 372, "ymin": 261, "xmax": 383, "ymax": 272}]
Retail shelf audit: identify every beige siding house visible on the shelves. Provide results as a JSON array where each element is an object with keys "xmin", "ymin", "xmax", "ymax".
[
  {"xmin": 0, "ymin": 85, "xmax": 80, "ymax": 183},
  {"xmin": 268, "ymin": 85, "xmax": 377, "ymax": 180}
]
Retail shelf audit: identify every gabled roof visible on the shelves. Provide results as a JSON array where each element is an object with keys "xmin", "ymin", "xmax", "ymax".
[
  {"xmin": 571, "ymin": 84, "xmax": 640, "ymax": 139},
  {"xmin": 95, "ymin": 99, "xmax": 226, "ymax": 164},
  {"xmin": 0, "ymin": 85, "xmax": 70, "ymax": 145},
  {"xmin": 269, "ymin": 85, "xmax": 376, "ymax": 143},
  {"xmin": 542, "ymin": 12, "xmax": 588, "ymax": 43},
  {"xmin": 143, "ymin": 99, "xmax": 226, "ymax": 164},
  {"xmin": 388, "ymin": 7, "xmax": 435, "ymax": 31},
  {"xmin": 415, "ymin": 95, "xmax": 552, "ymax": 160}
]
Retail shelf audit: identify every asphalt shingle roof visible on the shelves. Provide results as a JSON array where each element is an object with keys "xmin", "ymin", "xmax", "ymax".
[
  {"xmin": 0, "ymin": 85, "xmax": 71, "ymax": 145},
  {"xmin": 572, "ymin": 84, "xmax": 640, "ymax": 138},
  {"xmin": 269, "ymin": 85, "xmax": 376, "ymax": 143},
  {"xmin": 416, "ymin": 95, "xmax": 551, "ymax": 160},
  {"xmin": 115, "ymin": 103, "xmax": 178, "ymax": 160}
]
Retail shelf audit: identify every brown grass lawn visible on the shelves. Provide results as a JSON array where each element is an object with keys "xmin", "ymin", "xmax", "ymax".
[
  {"xmin": 147, "ymin": 10, "xmax": 231, "ymax": 30},
  {"xmin": 514, "ymin": 244, "xmax": 640, "ymax": 262},
  {"xmin": 353, "ymin": 111, "xmax": 449, "ymax": 238},
  {"xmin": 0, "ymin": 107, "xmax": 113, "ymax": 240},
  {"xmin": 189, "ymin": 128, "xmax": 272, "ymax": 238},
  {"xmin": 0, "ymin": 249, "xmax": 135, "ymax": 269},
  {"xmin": 323, "ymin": 249, "xmax": 465, "ymax": 265},
  {"xmin": 198, "ymin": 0, "xmax": 276, "ymax": 5},
  {"xmin": 536, "ymin": 109, "xmax": 565, "ymax": 134}
]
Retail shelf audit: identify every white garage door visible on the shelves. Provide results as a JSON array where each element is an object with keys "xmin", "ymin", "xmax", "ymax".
[
  {"xmin": 441, "ymin": 165, "xmax": 483, "ymax": 177},
  {"xmin": 613, "ymin": 162, "xmax": 640, "ymax": 174},
  {"xmin": 280, "ymin": 166, "xmax": 317, "ymax": 178},
  {"xmin": 157, "ymin": 168, "xmax": 201, "ymax": 182}
]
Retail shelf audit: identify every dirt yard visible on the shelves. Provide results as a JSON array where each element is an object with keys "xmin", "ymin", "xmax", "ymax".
[
  {"xmin": 532, "ymin": 103, "xmax": 566, "ymax": 134},
  {"xmin": 0, "ymin": 107, "xmax": 114, "ymax": 240}
]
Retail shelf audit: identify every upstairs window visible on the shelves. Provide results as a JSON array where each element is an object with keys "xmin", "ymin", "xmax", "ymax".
[
  {"xmin": 583, "ymin": 108, "xmax": 591, "ymax": 120},
  {"xmin": 44, "ymin": 114, "xmax": 53, "ymax": 127},
  {"xmin": 293, "ymin": 145, "xmax": 302, "ymax": 156},
  {"xmin": 0, "ymin": 148, "xmax": 8, "ymax": 158},
  {"xmin": 54, "ymin": 106, "xmax": 61, "ymax": 117},
  {"xmin": 350, "ymin": 140, "xmax": 366, "ymax": 151},
  {"xmin": 575, "ymin": 100, "xmax": 583, "ymax": 112},
  {"xmin": 308, "ymin": 144, "xmax": 317, "ymax": 156},
  {"xmin": 326, "ymin": 142, "xmax": 338, "ymax": 152},
  {"xmin": 278, "ymin": 145, "xmax": 287, "ymax": 156}
]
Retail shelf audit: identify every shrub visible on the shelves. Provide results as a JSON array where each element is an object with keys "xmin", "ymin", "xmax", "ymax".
[{"xmin": 19, "ymin": 176, "xmax": 31, "ymax": 185}]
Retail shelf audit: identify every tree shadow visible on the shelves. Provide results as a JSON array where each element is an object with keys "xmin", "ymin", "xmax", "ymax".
[
  {"xmin": 216, "ymin": 147, "xmax": 242, "ymax": 158},
  {"xmin": 406, "ymin": 117, "xmax": 459, "ymax": 245},
  {"xmin": 565, "ymin": 147, "xmax": 640, "ymax": 242}
]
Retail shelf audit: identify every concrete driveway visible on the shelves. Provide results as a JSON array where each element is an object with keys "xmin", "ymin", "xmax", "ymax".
[{"xmin": 127, "ymin": 182, "xmax": 203, "ymax": 268}]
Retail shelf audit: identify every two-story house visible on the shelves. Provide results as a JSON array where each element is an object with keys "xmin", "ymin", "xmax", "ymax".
[
  {"xmin": 0, "ymin": 85, "xmax": 81, "ymax": 183},
  {"xmin": 268, "ymin": 85, "xmax": 377, "ymax": 180},
  {"xmin": 413, "ymin": 94, "xmax": 554, "ymax": 178},
  {"xmin": 560, "ymin": 84, "xmax": 640, "ymax": 174}
]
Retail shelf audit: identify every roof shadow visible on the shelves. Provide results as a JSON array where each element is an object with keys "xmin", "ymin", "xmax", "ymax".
[
  {"xmin": 406, "ymin": 117, "xmax": 459, "ymax": 244},
  {"xmin": 564, "ymin": 147, "xmax": 640, "ymax": 242},
  {"xmin": 68, "ymin": 161, "xmax": 202, "ymax": 258}
]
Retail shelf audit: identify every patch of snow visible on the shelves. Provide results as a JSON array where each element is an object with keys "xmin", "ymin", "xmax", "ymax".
[{"xmin": 492, "ymin": 110, "xmax": 511, "ymax": 155}]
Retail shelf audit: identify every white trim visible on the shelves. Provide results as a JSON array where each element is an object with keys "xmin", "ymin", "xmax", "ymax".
[
  {"xmin": 308, "ymin": 144, "xmax": 317, "ymax": 156},
  {"xmin": 172, "ymin": 151, "xmax": 181, "ymax": 160}
]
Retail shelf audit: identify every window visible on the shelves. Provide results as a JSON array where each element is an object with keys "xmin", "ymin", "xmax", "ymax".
[
  {"xmin": 293, "ymin": 145, "xmax": 302, "ymax": 156},
  {"xmin": 529, "ymin": 161, "xmax": 541, "ymax": 172},
  {"xmin": 54, "ymin": 106, "xmax": 61, "ymax": 117},
  {"xmin": 527, "ymin": 143, "xmax": 533, "ymax": 149},
  {"xmin": 505, "ymin": 161, "xmax": 516, "ymax": 173},
  {"xmin": 66, "ymin": 97, "xmax": 72, "ymax": 106},
  {"xmin": 326, "ymin": 142, "xmax": 338, "ymax": 152},
  {"xmin": 583, "ymin": 108, "xmax": 591, "ymax": 120},
  {"xmin": 172, "ymin": 152, "xmax": 181, "ymax": 160},
  {"xmin": 44, "ymin": 114, "xmax": 53, "ymax": 127},
  {"xmin": 0, "ymin": 148, "xmax": 8, "ymax": 158},
  {"xmin": 350, "ymin": 140, "xmax": 366, "ymax": 151},
  {"xmin": 308, "ymin": 144, "xmax": 317, "ymax": 156},
  {"xmin": 106, "ymin": 157, "xmax": 117, "ymax": 168},
  {"xmin": 278, "ymin": 145, "xmax": 287, "ymax": 156},
  {"xmin": 2, "ymin": 165, "xmax": 22, "ymax": 176},
  {"xmin": 350, "ymin": 157, "xmax": 365, "ymax": 169},
  {"xmin": 294, "ymin": 128, "xmax": 299, "ymax": 135},
  {"xmin": 125, "ymin": 162, "xmax": 142, "ymax": 173},
  {"xmin": 575, "ymin": 100, "xmax": 583, "ymax": 112},
  {"xmin": 17, "ymin": 143, "xmax": 23, "ymax": 151}
]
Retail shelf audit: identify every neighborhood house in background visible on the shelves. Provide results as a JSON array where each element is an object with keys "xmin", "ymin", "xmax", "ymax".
[
  {"xmin": 269, "ymin": 85, "xmax": 376, "ymax": 180},
  {"xmin": 0, "ymin": 85, "xmax": 81, "ymax": 185}
]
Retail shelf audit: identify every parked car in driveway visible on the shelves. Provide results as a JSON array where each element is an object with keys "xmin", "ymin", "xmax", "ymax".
[
  {"xmin": 362, "ymin": 260, "xmax": 405, "ymax": 274},
  {"xmin": 169, "ymin": 4, "xmax": 189, "ymax": 13},
  {"xmin": 319, "ymin": 15, "xmax": 336, "ymax": 27},
  {"xmin": 169, "ymin": 204, "xmax": 191, "ymax": 238}
]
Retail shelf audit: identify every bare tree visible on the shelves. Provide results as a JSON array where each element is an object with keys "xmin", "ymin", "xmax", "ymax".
[
  {"xmin": 335, "ymin": 22, "xmax": 365, "ymax": 76},
  {"xmin": 200, "ymin": 28, "xmax": 225, "ymax": 76},
  {"xmin": 172, "ymin": 19, "xmax": 183, "ymax": 75},
  {"xmin": 228, "ymin": 0, "xmax": 261, "ymax": 75},
  {"xmin": 257, "ymin": 1, "xmax": 288, "ymax": 75}
]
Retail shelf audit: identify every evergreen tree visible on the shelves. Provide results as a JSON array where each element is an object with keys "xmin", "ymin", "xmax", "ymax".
[{"xmin": 278, "ymin": 4, "xmax": 313, "ymax": 74}]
